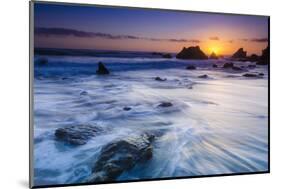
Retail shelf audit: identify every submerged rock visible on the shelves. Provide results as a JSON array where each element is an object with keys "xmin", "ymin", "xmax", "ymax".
[
  {"xmin": 88, "ymin": 133, "xmax": 155, "ymax": 182},
  {"xmin": 155, "ymin": 77, "xmax": 167, "ymax": 81},
  {"xmin": 55, "ymin": 125, "xmax": 104, "ymax": 145},
  {"xmin": 186, "ymin": 65, "xmax": 196, "ymax": 70},
  {"xmin": 176, "ymin": 46, "xmax": 208, "ymax": 60},
  {"xmin": 162, "ymin": 53, "xmax": 172, "ymax": 58},
  {"xmin": 232, "ymin": 66, "xmax": 243, "ymax": 71},
  {"xmin": 158, "ymin": 102, "xmax": 173, "ymax": 108},
  {"xmin": 242, "ymin": 73, "xmax": 259, "ymax": 78},
  {"xmin": 212, "ymin": 64, "xmax": 218, "ymax": 68},
  {"xmin": 123, "ymin": 107, "xmax": 132, "ymax": 111},
  {"xmin": 198, "ymin": 74, "xmax": 208, "ymax": 78},
  {"xmin": 248, "ymin": 64, "xmax": 256, "ymax": 69},
  {"xmin": 232, "ymin": 48, "xmax": 247, "ymax": 59},
  {"xmin": 96, "ymin": 62, "xmax": 110, "ymax": 75},
  {"xmin": 223, "ymin": 62, "xmax": 234, "ymax": 68}
]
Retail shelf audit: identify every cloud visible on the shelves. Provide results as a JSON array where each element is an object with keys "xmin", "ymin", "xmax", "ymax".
[
  {"xmin": 250, "ymin": 38, "xmax": 268, "ymax": 42},
  {"xmin": 240, "ymin": 38, "xmax": 268, "ymax": 43},
  {"xmin": 35, "ymin": 27, "xmax": 200, "ymax": 43},
  {"xmin": 209, "ymin": 36, "xmax": 220, "ymax": 41}
]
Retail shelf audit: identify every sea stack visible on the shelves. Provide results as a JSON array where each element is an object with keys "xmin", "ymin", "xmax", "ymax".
[
  {"xmin": 96, "ymin": 62, "xmax": 110, "ymax": 75},
  {"xmin": 176, "ymin": 46, "xmax": 208, "ymax": 60},
  {"xmin": 209, "ymin": 52, "xmax": 218, "ymax": 59},
  {"xmin": 232, "ymin": 48, "xmax": 247, "ymax": 59},
  {"xmin": 257, "ymin": 46, "xmax": 269, "ymax": 65}
]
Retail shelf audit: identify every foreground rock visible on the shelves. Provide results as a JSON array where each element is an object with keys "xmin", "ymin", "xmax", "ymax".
[
  {"xmin": 158, "ymin": 102, "xmax": 173, "ymax": 107},
  {"xmin": 186, "ymin": 65, "xmax": 196, "ymax": 70},
  {"xmin": 257, "ymin": 46, "xmax": 269, "ymax": 65},
  {"xmin": 162, "ymin": 53, "xmax": 172, "ymax": 58},
  {"xmin": 232, "ymin": 48, "xmax": 247, "ymax": 59},
  {"xmin": 176, "ymin": 46, "xmax": 208, "ymax": 60},
  {"xmin": 155, "ymin": 76, "xmax": 167, "ymax": 81},
  {"xmin": 96, "ymin": 62, "xmax": 110, "ymax": 75},
  {"xmin": 88, "ymin": 133, "xmax": 155, "ymax": 182},
  {"xmin": 209, "ymin": 52, "xmax": 218, "ymax": 59},
  {"xmin": 55, "ymin": 125, "xmax": 104, "ymax": 145}
]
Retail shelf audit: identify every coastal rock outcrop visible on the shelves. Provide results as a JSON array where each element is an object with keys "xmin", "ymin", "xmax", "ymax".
[
  {"xmin": 257, "ymin": 46, "xmax": 269, "ymax": 65},
  {"xmin": 162, "ymin": 53, "xmax": 172, "ymax": 58},
  {"xmin": 209, "ymin": 52, "xmax": 218, "ymax": 59},
  {"xmin": 232, "ymin": 48, "xmax": 247, "ymax": 59},
  {"xmin": 96, "ymin": 62, "xmax": 110, "ymax": 75},
  {"xmin": 176, "ymin": 46, "xmax": 208, "ymax": 60},
  {"xmin": 88, "ymin": 133, "xmax": 155, "ymax": 182},
  {"xmin": 55, "ymin": 125, "xmax": 105, "ymax": 145}
]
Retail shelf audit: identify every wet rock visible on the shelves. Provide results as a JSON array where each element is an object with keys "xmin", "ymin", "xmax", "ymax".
[
  {"xmin": 123, "ymin": 107, "xmax": 132, "ymax": 111},
  {"xmin": 257, "ymin": 46, "xmax": 269, "ymax": 65},
  {"xmin": 259, "ymin": 73, "xmax": 264, "ymax": 76},
  {"xmin": 232, "ymin": 48, "xmax": 247, "ymax": 59},
  {"xmin": 88, "ymin": 133, "xmax": 155, "ymax": 182},
  {"xmin": 80, "ymin": 91, "xmax": 88, "ymax": 96},
  {"xmin": 212, "ymin": 64, "xmax": 218, "ymax": 68},
  {"xmin": 242, "ymin": 73, "xmax": 258, "ymax": 78},
  {"xmin": 223, "ymin": 62, "xmax": 234, "ymax": 68},
  {"xmin": 198, "ymin": 74, "xmax": 208, "ymax": 78},
  {"xmin": 158, "ymin": 102, "xmax": 173, "ymax": 108},
  {"xmin": 176, "ymin": 46, "xmax": 208, "ymax": 60},
  {"xmin": 155, "ymin": 77, "xmax": 167, "ymax": 81},
  {"xmin": 162, "ymin": 53, "xmax": 172, "ymax": 58},
  {"xmin": 209, "ymin": 52, "xmax": 218, "ymax": 59},
  {"xmin": 55, "ymin": 125, "xmax": 104, "ymax": 145},
  {"xmin": 186, "ymin": 65, "xmax": 196, "ymax": 70},
  {"xmin": 248, "ymin": 64, "xmax": 256, "ymax": 69},
  {"xmin": 232, "ymin": 66, "xmax": 243, "ymax": 71},
  {"xmin": 96, "ymin": 62, "xmax": 110, "ymax": 75}
]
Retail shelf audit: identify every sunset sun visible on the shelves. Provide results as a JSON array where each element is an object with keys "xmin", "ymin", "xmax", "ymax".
[{"xmin": 209, "ymin": 46, "xmax": 220, "ymax": 55}]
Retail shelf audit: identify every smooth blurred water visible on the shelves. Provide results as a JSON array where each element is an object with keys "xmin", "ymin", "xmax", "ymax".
[{"xmin": 33, "ymin": 54, "xmax": 268, "ymax": 186}]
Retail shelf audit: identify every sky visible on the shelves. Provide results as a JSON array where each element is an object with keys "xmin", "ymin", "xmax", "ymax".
[{"xmin": 34, "ymin": 2, "xmax": 269, "ymax": 56}]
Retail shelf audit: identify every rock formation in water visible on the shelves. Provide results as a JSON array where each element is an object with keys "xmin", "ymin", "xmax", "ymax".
[
  {"xmin": 155, "ymin": 76, "xmax": 167, "ymax": 81},
  {"xmin": 96, "ymin": 62, "xmax": 110, "ymax": 75},
  {"xmin": 257, "ymin": 46, "xmax": 269, "ymax": 65},
  {"xmin": 158, "ymin": 102, "xmax": 173, "ymax": 108},
  {"xmin": 162, "ymin": 53, "xmax": 172, "ymax": 58},
  {"xmin": 232, "ymin": 48, "xmax": 247, "ymax": 59},
  {"xmin": 186, "ymin": 65, "xmax": 196, "ymax": 70},
  {"xmin": 222, "ymin": 62, "xmax": 234, "ymax": 68},
  {"xmin": 176, "ymin": 46, "xmax": 208, "ymax": 60},
  {"xmin": 55, "ymin": 125, "xmax": 105, "ymax": 145},
  {"xmin": 87, "ymin": 133, "xmax": 155, "ymax": 182},
  {"xmin": 209, "ymin": 52, "xmax": 218, "ymax": 59}
]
